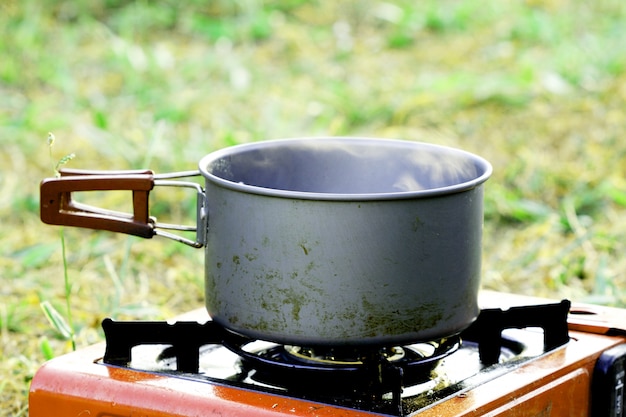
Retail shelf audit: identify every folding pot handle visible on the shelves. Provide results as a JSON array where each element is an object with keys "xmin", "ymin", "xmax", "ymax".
[{"xmin": 40, "ymin": 168, "xmax": 205, "ymax": 247}]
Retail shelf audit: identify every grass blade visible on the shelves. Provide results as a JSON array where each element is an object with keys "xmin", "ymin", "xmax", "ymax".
[{"xmin": 39, "ymin": 301, "xmax": 72, "ymax": 340}]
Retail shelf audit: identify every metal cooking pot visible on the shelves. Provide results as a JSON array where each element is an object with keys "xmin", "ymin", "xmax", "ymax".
[{"xmin": 40, "ymin": 137, "xmax": 492, "ymax": 347}]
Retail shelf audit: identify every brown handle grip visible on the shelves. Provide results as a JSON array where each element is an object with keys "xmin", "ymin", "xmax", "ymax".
[{"xmin": 40, "ymin": 169, "xmax": 156, "ymax": 238}]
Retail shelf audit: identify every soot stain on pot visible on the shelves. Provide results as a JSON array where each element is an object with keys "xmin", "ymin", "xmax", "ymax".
[
  {"xmin": 251, "ymin": 269, "xmax": 317, "ymax": 326},
  {"xmin": 412, "ymin": 215, "xmax": 424, "ymax": 232},
  {"xmin": 244, "ymin": 253, "xmax": 258, "ymax": 262},
  {"xmin": 357, "ymin": 296, "xmax": 445, "ymax": 337},
  {"xmin": 297, "ymin": 239, "xmax": 320, "ymax": 257}
]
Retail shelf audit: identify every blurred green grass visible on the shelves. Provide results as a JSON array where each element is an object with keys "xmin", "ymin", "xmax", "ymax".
[{"xmin": 2, "ymin": 0, "xmax": 626, "ymax": 415}]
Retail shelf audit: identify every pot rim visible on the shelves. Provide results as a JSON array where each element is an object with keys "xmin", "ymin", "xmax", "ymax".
[{"xmin": 198, "ymin": 137, "xmax": 493, "ymax": 201}]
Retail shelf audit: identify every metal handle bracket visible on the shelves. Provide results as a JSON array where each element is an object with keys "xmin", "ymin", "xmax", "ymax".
[{"xmin": 40, "ymin": 169, "xmax": 205, "ymax": 247}]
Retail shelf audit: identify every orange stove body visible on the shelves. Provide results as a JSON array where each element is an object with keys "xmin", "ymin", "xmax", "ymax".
[{"xmin": 29, "ymin": 293, "xmax": 626, "ymax": 416}]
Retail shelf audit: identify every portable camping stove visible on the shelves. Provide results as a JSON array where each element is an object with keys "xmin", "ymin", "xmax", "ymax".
[{"xmin": 29, "ymin": 291, "xmax": 626, "ymax": 416}]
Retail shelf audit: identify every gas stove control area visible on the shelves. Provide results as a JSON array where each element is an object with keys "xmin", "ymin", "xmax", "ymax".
[{"xmin": 594, "ymin": 344, "xmax": 626, "ymax": 417}]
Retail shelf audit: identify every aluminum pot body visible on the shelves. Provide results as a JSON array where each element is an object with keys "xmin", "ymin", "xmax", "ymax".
[{"xmin": 199, "ymin": 137, "xmax": 492, "ymax": 346}]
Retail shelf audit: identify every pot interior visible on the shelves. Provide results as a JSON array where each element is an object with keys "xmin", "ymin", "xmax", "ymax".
[{"xmin": 201, "ymin": 138, "xmax": 492, "ymax": 199}]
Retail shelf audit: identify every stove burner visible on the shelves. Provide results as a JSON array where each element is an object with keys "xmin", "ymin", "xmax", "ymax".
[
  {"xmin": 223, "ymin": 336, "xmax": 460, "ymax": 403},
  {"xmin": 284, "ymin": 344, "xmax": 407, "ymax": 365},
  {"xmin": 267, "ymin": 341, "xmax": 456, "ymax": 367}
]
